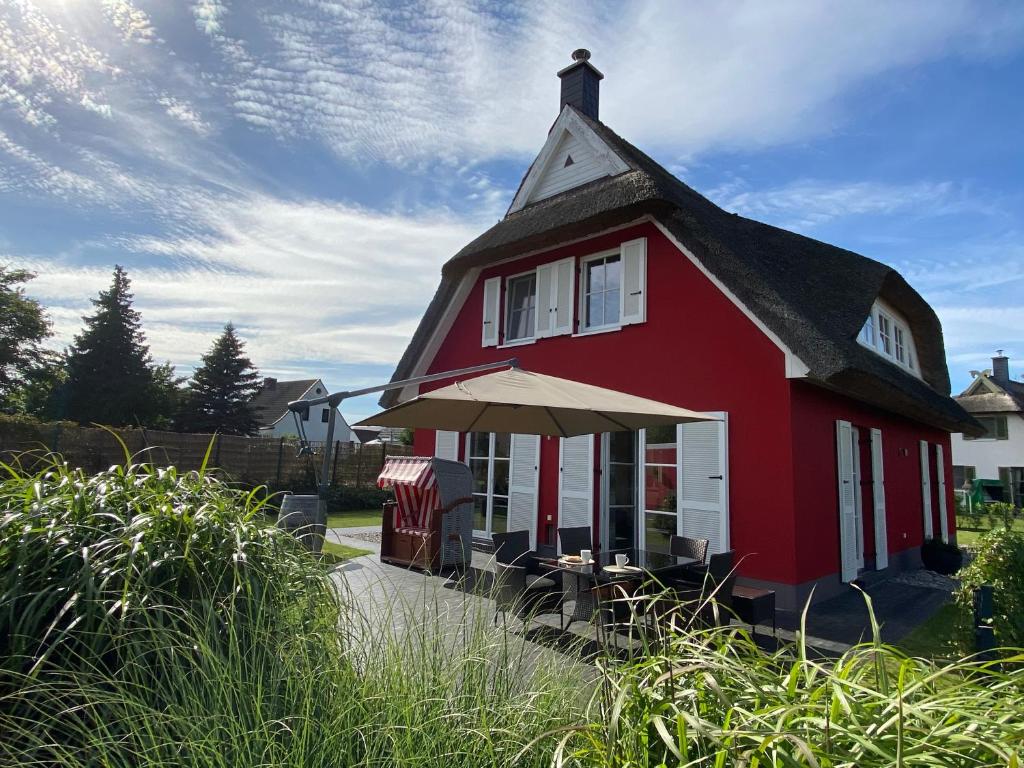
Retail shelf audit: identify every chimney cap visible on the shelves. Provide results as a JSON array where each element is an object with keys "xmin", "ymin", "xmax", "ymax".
[{"xmin": 557, "ymin": 49, "xmax": 604, "ymax": 79}]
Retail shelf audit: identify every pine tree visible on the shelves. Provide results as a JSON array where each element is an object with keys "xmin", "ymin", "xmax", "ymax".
[
  {"xmin": 180, "ymin": 323, "xmax": 260, "ymax": 435},
  {"xmin": 64, "ymin": 266, "xmax": 158, "ymax": 426}
]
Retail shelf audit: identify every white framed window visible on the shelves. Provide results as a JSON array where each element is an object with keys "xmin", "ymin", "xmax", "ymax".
[
  {"xmin": 877, "ymin": 312, "xmax": 893, "ymax": 355},
  {"xmin": 580, "ymin": 250, "xmax": 622, "ymax": 331},
  {"xmin": 964, "ymin": 415, "xmax": 1009, "ymax": 441},
  {"xmin": 466, "ymin": 432, "xmax": 510, "ymax": 537},
  {"xmin": 504, "ymin": 272, "xmax": 537, "ymax": 343},
  {"xmin": 856, "ymin": 299, "xmax": 919, "ymax": 376}
]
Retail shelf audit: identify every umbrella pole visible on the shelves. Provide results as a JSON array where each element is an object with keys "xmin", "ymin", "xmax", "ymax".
[{"xmin": 288, "ymin": 357, "xmax": 520, "ymax": 500}]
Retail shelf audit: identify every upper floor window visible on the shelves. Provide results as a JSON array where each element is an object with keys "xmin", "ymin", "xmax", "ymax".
[
  {"xmin": 964, "ymin": 415, "xmax": 1008, "ymax": 441},
  {"xmin": 505, "ymin": 273, "xmax": 537, "ymax": 342},
  {"xmin": 581, "ymin": 252, "xmax": 621, "ymax": 331},
  {"xmin": 480, "ymin": 237, "xmax": 646, "ymax": 349},
  {"xmin": 857, "ymin": 299, "xmax": 919, "ymax": 376}
]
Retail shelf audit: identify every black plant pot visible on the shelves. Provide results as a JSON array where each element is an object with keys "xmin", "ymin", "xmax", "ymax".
[{"xmin": 921, "ymin": 539, "xmax": 962, "ymax": 575}]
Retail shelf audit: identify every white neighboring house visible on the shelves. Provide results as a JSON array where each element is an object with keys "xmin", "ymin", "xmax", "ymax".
[
  {"xmin": 250, "ymin": 377, "xmax": 358, "ymax": 443},
  {"xmin": 951, "ymin": 353, "xmax": 1024, "ymax": 503}
]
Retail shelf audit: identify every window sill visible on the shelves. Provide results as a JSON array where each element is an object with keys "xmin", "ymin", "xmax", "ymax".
[
  {"xmin": 573, "ymin": 324, "xmax": 622, "ymax": 338},
  {"xmin": 498, "ymin": 337, "xmax": 536, "ymax": 349}
]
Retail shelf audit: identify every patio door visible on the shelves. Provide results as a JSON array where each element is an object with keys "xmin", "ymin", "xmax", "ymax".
[
  {"xmin": 600, "ymin": 431, "xmax": 638, "ymax": 551},
  {"xmin": 467, "ymin": 432, "xmax": 541, "ymax": 544},
  {"xmin": 637, "ymin": 414, "xmax": 730, "ymax": 555},
  {"xmin": 851, "ymin": 427, "xmax": 865, "ymax": 570}
]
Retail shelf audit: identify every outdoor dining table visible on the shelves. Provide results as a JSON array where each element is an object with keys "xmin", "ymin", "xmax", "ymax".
[
  {"xmin": 533, "ymin": 548, "xmax": 700, "ymax": 636},
  {"xmin": 535, "ymin": 548, "xmax": 699, "ymax": 583}
]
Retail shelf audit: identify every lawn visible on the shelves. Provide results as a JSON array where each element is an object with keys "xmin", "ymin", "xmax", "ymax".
[
  {"xmin": 321, "ymin": 539, "xmax": 371, "ymax": 565},
  {"xmin": 956, "ymin": 517, "xmax": 1024, "ymax": 547},
  {"xmin": 896, "ymin": 602, "xmax": 959, "ymax": 658},
  {"xmin": 326, "ymin": 508, "xmax": 382, "ymax": 528}
]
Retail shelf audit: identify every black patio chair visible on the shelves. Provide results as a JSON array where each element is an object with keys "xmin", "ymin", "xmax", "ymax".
[
  {"xmin": 557, "ymin": 526, "xmax": 593, "ymax": 556},
  {"xmin": 670, "ymin": 535, "xmax": 709, "ymax": 565},
  {"xmin": 491, "ymin": 532, "xmax": 555, "ymax": 625},
  {"xmin": 658, "ymin": 550, "xmax": 736, "ymax": 629}
]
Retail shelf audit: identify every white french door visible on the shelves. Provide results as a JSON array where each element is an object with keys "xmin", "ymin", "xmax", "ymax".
[
  {"xmin": 467, "ymin": 432, "xmax": 510, "ymax": 539},
  {"xmin": 632, "ymin": 413, "xmax": 730, "ymax": 555},
  {"xmin": 851, "ymin": 427, "xmax": 865, "ymax": 570}
]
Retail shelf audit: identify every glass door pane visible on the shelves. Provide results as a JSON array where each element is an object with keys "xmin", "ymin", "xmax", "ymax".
[
  {"xmin": 643, "ymin": 424, "xmax": 678, "ymax": 553},
  {"xmin": 606, "ymin": 431, "xmax": 637, "ymax": 550}
]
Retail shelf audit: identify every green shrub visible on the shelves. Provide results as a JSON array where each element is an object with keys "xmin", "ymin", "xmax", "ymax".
[{"xmin": 955, "ymin": 527, "xmax": 1024, "ymax": 651}]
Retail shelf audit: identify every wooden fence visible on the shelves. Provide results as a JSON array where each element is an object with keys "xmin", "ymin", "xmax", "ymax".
[{"xmin": 0, "ymin": 419, "xmax": 412, "ymax": 489}]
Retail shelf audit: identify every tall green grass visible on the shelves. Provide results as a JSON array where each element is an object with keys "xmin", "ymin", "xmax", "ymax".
[
  {"xmin": 2, "ymin": 455, "xmax": 1023, "ymax": 767},
  {"xmin": 0, "ymin": 455, "xmax": 582, "ymax": 767},
  {"xmin": 558, "ymin": 594, "xmax": 1024, "ymax": 766}
]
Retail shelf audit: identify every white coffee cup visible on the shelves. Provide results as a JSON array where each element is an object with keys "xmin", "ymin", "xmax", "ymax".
[
  {"xmin": 615, "ymin": 553, "xmax": 629, "ymax": 568},
  {"xmin": 580, "ymin": 549, "xmax": 592, "ymax": 564}
]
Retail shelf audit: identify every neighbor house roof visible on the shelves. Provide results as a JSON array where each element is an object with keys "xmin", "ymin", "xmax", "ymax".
[
  {"xmin": 383, "ymin": 106, "xmax": 979, "ymax": 435},
  {"xmin": 956, "ymin": 377, "xmax": 1024, "ymax": 415},
  {"xmin": 250, "ymin": 379, "xmax": 319, "ymax": 428}
]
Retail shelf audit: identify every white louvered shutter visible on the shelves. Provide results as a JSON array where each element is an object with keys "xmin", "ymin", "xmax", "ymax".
[
  {"xmin": 836, "ymin": 420, "xmax": 858, "ymax": 583},
  {"xmin": 535, "ymin": 264, "xmax": 554, "ymax": 339},
  {"xmin": 508, "ymin": 434, "xmax": 540, "ymax": 549},
  {"xmin": 935, "ymin": 444, "xmax": 949, "ymax": 543},
  {"xmin": 869, "ymin": 429, "xmax": 888, "ymax": 570},
  {"xmin": 481, "ymin": 276, "xmax": 501, "ymax": 347},
  {"xmin": 920, "ymin": 441, "xmax": 933, "ymax": 539},
  {"xmin": 551, "ymin": 257, "xmax": 575, "ymax": 336},
  {"xmin": 620, "ymin": 238, "xmax": 647, "ymax": 326},
  {"xmin": 434, "ymin": 430, "xmax": 459, "ymax": 461},
  {"xmin": 679, "ymin": 413, "xmax": 729, "ymax": 555},
  {"xmin": 558, "ymin": 434, "xmax": 593, "ymax": 552}
]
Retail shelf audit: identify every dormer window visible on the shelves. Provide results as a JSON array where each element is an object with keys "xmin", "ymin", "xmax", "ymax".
[{"xmin": 858, "ymin": 299, "xmax": 919, "ymax": 376}]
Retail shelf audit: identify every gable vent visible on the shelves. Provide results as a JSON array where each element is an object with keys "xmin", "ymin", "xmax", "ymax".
[{"xmin": 564, "ymin": 154, "xmax": 574, "ymax": 167}]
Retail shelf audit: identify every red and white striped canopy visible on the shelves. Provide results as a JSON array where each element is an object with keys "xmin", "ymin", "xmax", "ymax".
[{"xmin": 378, "ymin": 456, "xmax": 439, "ymax": 530}]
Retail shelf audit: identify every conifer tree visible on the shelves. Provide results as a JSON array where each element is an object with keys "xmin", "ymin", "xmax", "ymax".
[
  {"xmin": 64, "ymin": 266, "xmax": 158, "ymax": 426},
  {"xmin": 180, "ymin": 323, "xmax": 260, "ymax": 435}
]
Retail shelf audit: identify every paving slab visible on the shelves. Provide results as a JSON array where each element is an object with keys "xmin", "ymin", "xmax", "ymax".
[{"xmin": 775, "ymin": 578, "xmax": 952, "ymax": 646}]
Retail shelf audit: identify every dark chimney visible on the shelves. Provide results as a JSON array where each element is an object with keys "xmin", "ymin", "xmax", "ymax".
[
  {"xmin": 558, "ymin": 49, "xmax": 603, "ymax": 121},
  {"xmin": 263, "ymin": 377, "xmax": 277, "ymax": 390},
  {"xmin": 992, "ymin": 351, "xmax": 1010, "ymax": 382}
]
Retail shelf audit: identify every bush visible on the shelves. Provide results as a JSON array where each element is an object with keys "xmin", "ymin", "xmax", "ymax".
[
  {"xmin": 955, "ymin": 527, "xmax": 1024, "ymax": 651},
  {"xmin": 920, "ymin": 536, "xmax": 963, "ymax": 574}
]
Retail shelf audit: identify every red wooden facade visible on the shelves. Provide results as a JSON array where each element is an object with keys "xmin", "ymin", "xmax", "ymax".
[{"xmin": 409, "ymin": 221, "xmax": 956, "ymax": 606}]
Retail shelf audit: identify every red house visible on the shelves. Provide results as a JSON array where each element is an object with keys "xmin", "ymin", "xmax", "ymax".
[{"xmin": 383, "ymin": 52, "xmax": 980, "ymax": 608}]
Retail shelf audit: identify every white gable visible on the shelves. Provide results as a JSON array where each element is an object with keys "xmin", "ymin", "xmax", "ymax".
[{"xmin": 508, "ymin": 107, "xmax": 630, "ymax": 214}]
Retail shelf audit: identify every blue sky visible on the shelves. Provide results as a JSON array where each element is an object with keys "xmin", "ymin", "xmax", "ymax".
[{"xmin": 2, "ymin": 1, "xmax": 1023, "ymax": 422}]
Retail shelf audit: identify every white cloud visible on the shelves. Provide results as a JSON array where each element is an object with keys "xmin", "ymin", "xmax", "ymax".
[
  {"xmin": 709, "ymin": 178, "xmax": 962, "ymax": 231},
  {"xmin": 22, "ymin": 194, "xmax": 483, "ymax": 388}
]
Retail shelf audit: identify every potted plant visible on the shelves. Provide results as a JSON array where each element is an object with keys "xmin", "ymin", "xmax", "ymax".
[{"xmin": 921, "ymin": 537, "xmax": 963, "ymax": 575}]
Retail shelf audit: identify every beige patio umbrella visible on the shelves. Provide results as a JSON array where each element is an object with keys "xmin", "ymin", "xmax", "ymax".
[{"xmin": 355, "ymin": 367, "xmax": 716, "ymax": 437}]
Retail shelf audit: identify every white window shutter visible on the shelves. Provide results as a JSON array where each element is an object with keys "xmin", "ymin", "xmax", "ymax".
[
  {"xmin": 620, "ymin": 237, "xmax": 647, "ymax": 326},
  {"xmin": 935, "ymin": 444, "xmax": 949, "ymax": 543},
  {"xmin": 920, "ymin": 441, "xmax": 933, "ymax": 539},
  {"xmin": 481, "ymin": 276, "xmax": 501, "ymax": 347},
  {"xmin": 869, "ymin": 428, "xmax": 888, "ymax": 570},
  {"xmin": 508, "ymin": 434, "xmax": 540, "ymax": 549},
  {"xmin": 836, "ymin": 420, "xmax": 858, "ymax": 583},
  {"xmin": 552, "ymin": 257, "xmax": 575, "ymax": 336},
  {"xmin": 679, "ymin": 413, "xmax": 729, "ymax": 555},
  {"xmin": 434, "ymin": 430, "xmax": 459, "ymax": 461},
  {"xmin": 557, "ymin": 435, "xmax": 593, "ymax": 552},
  {"xmin": 534, "ymin": 264, "xmax": 554, "ymax": 339}
]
